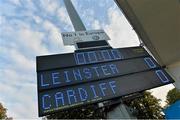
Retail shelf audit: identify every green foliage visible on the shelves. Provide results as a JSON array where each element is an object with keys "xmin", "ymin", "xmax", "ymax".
[
  {"xmin": 46, "ymin": 91, "xmax": 164, "ymax": 119},
  {"xmin": 46, "ymin": 104, "xmax": 106, "ymax": 119},
  {"xmin": 166, "ymin": 88, "xmax": 180, "ymax": 105},
  {"xmin": 0, "ymin": 103, "xmax": 7, "ymax": 119},
  {"xmin": 125, "ymin": 91, "xmax": 164, "ymax": 119}
]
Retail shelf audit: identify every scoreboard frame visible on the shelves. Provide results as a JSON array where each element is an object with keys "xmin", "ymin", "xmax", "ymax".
[{"xmin": 36, "ymin": 46, "xmax": 174, "ymax": 116}]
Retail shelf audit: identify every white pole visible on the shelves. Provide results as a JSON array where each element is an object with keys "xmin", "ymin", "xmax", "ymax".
[{"xmin": 63, "ymin": 0, "xmax": 86, "ymax": 31}]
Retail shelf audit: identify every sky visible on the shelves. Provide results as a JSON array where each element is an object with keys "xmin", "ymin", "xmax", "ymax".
[{"xmin": 0, "ymin": 0, "xmax": 174, "ymax": 118}]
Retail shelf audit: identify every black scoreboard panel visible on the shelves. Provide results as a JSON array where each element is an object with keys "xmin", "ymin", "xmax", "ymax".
[
  {"xmin": 38, "ymin": 69, "xmax": 173, "ymax": 116},
  {"xmin": 76, "ymin": 40, "xmax": 109, "ymax": 48},
  {"xmin": 36, "ymin": 46, "xmax": 149, "ymax": 71},
  {"xmin": 36, "ymin": 46, "xmax": 174, "ymax": 117},
  {"xmin": 38, "ymin": 57, "xmax": 160, "ymax": 90}
]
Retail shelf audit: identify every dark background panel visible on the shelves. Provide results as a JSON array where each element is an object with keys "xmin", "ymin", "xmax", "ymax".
[
  {"xmin": 37, "ymin": 57, "xmax": 160, "ymax": 90},
  {"xmin": 38, "ymin": 69, "xmax": 174, "ymax": 116},
  {"xmin": 36, "ymin": 53, "xmax": 73, "ymax": 72},
  {"xmin": 76, "ymin": 40, "xmax": 109, "ymax": 48},
  {"xmin": 36, "ymin": 46, "xmax": 149, "ymax": 71}
]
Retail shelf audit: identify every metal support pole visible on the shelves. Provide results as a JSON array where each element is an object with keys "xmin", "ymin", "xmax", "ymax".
[
  {"xmin": 63, "ymin": 0, "xmax": 86, "ymax": 31},
  {"xmin": 107, "ymin": 104, "xmax": 131, "ymax": 118},
  {"xmin": 107, "ymin": 100, "xmax": 136, "ymax": 119}
]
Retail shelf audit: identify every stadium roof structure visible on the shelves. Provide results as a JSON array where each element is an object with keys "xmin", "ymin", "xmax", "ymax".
[{"xmin": 115, "ymin": 0, "xmax": 180, "ymax": 88}]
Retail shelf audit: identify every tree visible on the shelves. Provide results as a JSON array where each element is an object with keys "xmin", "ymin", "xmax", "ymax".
[
  {"xmin": 125, "ymin": 91, "xmax": 164, "ymax": 119},
  {"xmin": 166, "ymin": 88, "xmax": 180, "ymax": 105},
  {"xmin": 46, "ymin": 104, "xmax": 106, "ymax": 119},
  {"xmin": 46, "ymin": 91, "xmax": 163, "ymax": 119},
  {"xmin": 0, "ymin": 102, "xmax": 7, "ymax": 119}
]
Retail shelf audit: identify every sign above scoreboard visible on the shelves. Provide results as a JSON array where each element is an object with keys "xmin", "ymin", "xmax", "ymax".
[
  {"xmin": 61, "ymin": 29, "xmax": 110, "ymax": 45},
  {"xmin": 36, "ymin": 46, "xmax": 174, "ymax": 116}
]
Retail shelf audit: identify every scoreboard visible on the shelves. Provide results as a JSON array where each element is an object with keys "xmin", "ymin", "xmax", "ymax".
[{"xmin": 36, "ymin": 46, "xmax": 174, "ymax": 116}]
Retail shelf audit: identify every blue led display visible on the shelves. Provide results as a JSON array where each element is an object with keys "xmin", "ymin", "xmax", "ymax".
[
  {"xmin": 38, "ymin": 57, "xmax": 160, "ymax": 90},
  {"xmin": 75, "ymin": 53, "xmax": 86, "ymax": 65},
  {"xmin": 74, "ymin": 49, "xmax": 123, "ymax": 65},
  {"xmin": 40, "ymin": 74, "xmax": 49, "ymax": 87},
  {"xmin": 55, "ymin": 92, "xmax": 65, "ymax": 107},
  {"xmin": 37, "ymin": 47, "xmax": 149, "ymax": 71},
  {"xmin": 101, "ymin": 50, "xmax": 111, "ymax": 60},
  {"xmin": 39, "ymin": 70, "xmax": 174, "ymax": 116},
  {"xmin": 87, "ymin": 51, "xmax": 98, "ymax": 63},
  {"xmin": 155, "ymin": 70, "xmax": 170, "ymax": 83},
  {"xmin": 144, "ymin": 57, "xmax": 156, "ymax": 68},
  {"xmin": 111, "ymin": 49, "xmax": 123, "ymax": 59},
  {"xmin": 39, "ymin": 63, "xmax": 120, "ymax": 89},
  {"xmin": 78, "ymin": 88, "xmax": 88, "ymax": 101},
  {"xmin": 40, "ymin": 80, "xmax": 117, "ymax": 112},
  {"xmin": 42, "ymin": 94, "xmax": 51, "ymax": 110}
]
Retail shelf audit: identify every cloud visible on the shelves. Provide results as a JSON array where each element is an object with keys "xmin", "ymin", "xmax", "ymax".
[
  {"xmin": 105, "ymin": 6, "xmax": 140, "ymax": 48},
  {"xmin": 33, "ymin": 15, "xmax": 43, "ymax": 24},
  {"xmin": 92, "ymin": 20, "xmax": 101, "ymax": 29},
  {"xmin": 18, "ymin": 28, "xmax": 49, "ymax": 55},
  {"xmin": 150, "ymin": 84, "xmax": 175, "ymax": 106},
  {"xmin": 41, "ymin": 20, "xmax": 74, "ymax": 53},
  {"xmin": 0, "ymin": 61, "xmax": 37, "ymax": 118},
  {"xmin": 39, "ymin": 0, "xmax": 59, "ymax": 14},
  {"xmin": 57, "ymin": 7, "xmax": 72, "ymax": 29},
  {"xmin": 88, "ymin": 4, "xmax": 139, "ymax": 47},
  {"xmin": 8, "ymin": 0, "xmax": 21, "ymax": 6},
  {"xmin": 0, "ymin": 0, "xmax": 76, "ymax": 118},
  {"xmin": 8, "ymin": 49, "xmax": 35, "ymax": 72},
  {"xmin": 0, "ymin": 78, "xmax": 38, "ymax": 118},
  {"xmin": 0, "ymin": 41, "xmax": 38, "ymax": 118}
]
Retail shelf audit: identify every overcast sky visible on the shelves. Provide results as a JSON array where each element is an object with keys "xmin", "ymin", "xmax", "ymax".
[{"xmin": 0, "ymin": 0, "xmax": 174, "ymax": 118}]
